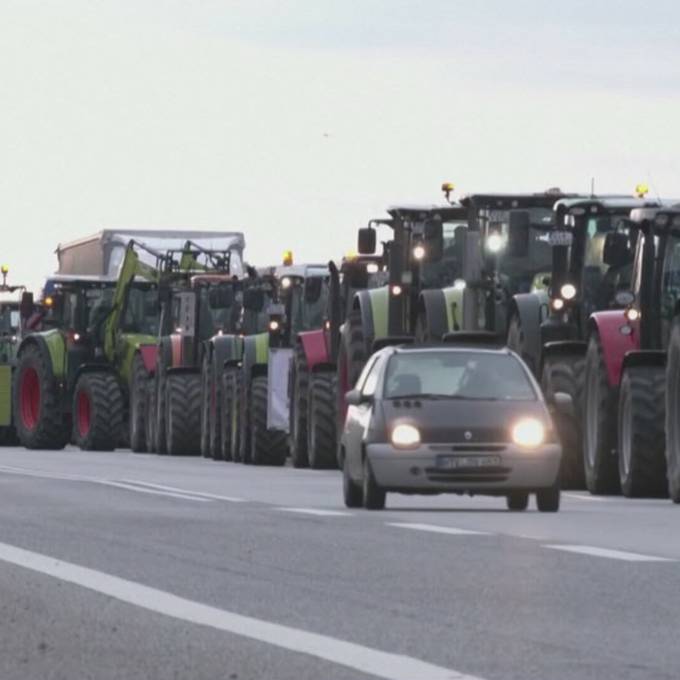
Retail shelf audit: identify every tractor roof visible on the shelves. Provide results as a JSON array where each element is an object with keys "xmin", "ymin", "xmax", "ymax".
[
  {"xmin": 274, "ymin": 264, "xmax": 329, "ymax": 279},
  {"xmin": 554, "ymin": 196, "xmax": 670, "ymax": 214},
  {"xmin": 460, "ymin": 191, "xmax": 579, "ymax": 210},
  {"xmin": 385, "ymin": 204, "xmax": 467, "ymax": 221},
  {"xmin": 46, "ymin": 274, "xmax": 118, "ymax": 285}
]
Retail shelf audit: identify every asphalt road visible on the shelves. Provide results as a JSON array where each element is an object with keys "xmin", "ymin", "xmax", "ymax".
[{"xmin": 0, "ymin": 447, "xmax": 678, "ymax": 680}]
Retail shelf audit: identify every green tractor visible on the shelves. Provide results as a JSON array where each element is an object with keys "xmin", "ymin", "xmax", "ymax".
[
  {"xmin": 229, "ymin": 261, "xmax": 330, "ymax": 466},
  {"xmin": 0, "ymin": 265, "xmax": 36, "ymax": 445},
  {"xmin": 12, "ymin": 273, "xmax": 123, "ymax": 449},
  {"xmin": 144, "ymin": 243, "xmax": 243, "ymax": 456},
  {"xmin": 200, "ymin": 267, "xmax": 277, "ymax": 461}
]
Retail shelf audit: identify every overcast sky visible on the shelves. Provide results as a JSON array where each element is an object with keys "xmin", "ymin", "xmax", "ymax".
[{"xmin": 2, "ymin": 0, "xmax": 680, "ymax": 293}]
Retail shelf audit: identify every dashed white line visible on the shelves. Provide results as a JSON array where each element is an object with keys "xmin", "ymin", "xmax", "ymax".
[
  {"xmin": 562, "ymin": 493, "xmax": 609, "ymax": 502},
  {"xmin": 0, "ymin": 541, "xmax": 480, "ymax": 680},
  {"xmin": 118, "ymin": 480, "xmax": 245, "ymax": 502},
  {"xmin": 102, "ymin": 481, "xmax": 211, "ymax": 502},
  {"xmin": 544, "ymin": 544, "xmax": 676, "ymax": 562},
  {"xmin": 387, "ymin": 522, "xmax": 492, "ymax": 536},
  {"xmin": 275, "ymin": 507, "xmax": 353, "ymax": 517}
]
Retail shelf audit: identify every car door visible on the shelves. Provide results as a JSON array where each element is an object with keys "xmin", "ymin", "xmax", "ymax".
[{"xmin": 345, "ymin": 354, "xmax": 383, "ymax": 477}]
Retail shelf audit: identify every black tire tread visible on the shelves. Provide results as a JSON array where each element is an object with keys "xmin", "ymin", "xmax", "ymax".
[
  {"xmin": 129, "ymin": 354, "xmax": 148, "ymax": 452},
  {"xmin": 165, "ymin": 372, "xmax": 202, "ymax": 456},
  {"xmin": 308, "ymin": 372, "xmax": 338, "ymax": 469},
  {"xmin": 73, "ymin": 372, "xmax": 123, "ymax": 451}
]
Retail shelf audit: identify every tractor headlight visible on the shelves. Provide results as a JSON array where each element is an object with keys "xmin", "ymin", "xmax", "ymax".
[
  {"xmin": 512, "ymin": 418, "xmax": 545, "ymax": 448},
  {"xmin": 625, "ymin": 308, "xmax": 640, "ymax": 322},
  {"xmin": 413, "ymin": 244, "xmax": 426, "ymax": 261},
  {"xmin": 281, "ymin": 277, "xmax": 292, "ymax": 289},
  {"xmin": 269, "ymin": 319, "xmax": 281, "ymax": 332},
  {"xmin": 486, "ymin": 233, "xmax": 505, "ymax": 253},
  {"xmin": 366, "ymin": 262, "xmax": 380, "ymax": 274},
  {"xmin": 560, "ymin": 283, "xmax": 577, "ymax": 300},
  {"xmin": 552, "ymin": 298, "xmax": 564, "ymax": 311},
  {"xmin": 391, "ymin": 423, "xmax": 421, "ymax": 449}
]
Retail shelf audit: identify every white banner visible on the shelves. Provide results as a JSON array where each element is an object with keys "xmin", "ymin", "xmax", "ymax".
[{"xmin": 267, "ymin": 348, "xmax": 293, "ymax": 432}]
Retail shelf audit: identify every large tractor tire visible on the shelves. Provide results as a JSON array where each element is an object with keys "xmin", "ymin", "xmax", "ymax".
[
  {"xmin": 129, "ymin": 354, "xmax": 149, "ymax": 452},
  {"xmin": 250, "ymin": 375, "xmax": 287, "ymax": 466},
  {"xmin": 583, "ymin": 334, "xmax": 620, "ymax": 494},
  {"xmin": 220, "ymin": 367, "xmax": 240, "ymax": 462},
  {"xmin": 307, "ymin": 372, "xmax": 338, "ymax": 469},
  {"xmin": 618, "ymin": 366, "xmax": 667, "ymax": 497},
  {"xmin": 153, "ymin": 358, "xmax": 169, "ymax": 455},
  {"xmin": 144, "ymin": 378, "xmax": 157, "ymax": 453},
  {"xmin": 72, "ymin": 372, "xmax": 123, "ymax": 451},
  {"xmin": 200, "ymin": 354, "xmax": 211, "ymax": 458},
  {"xmin": 13, "ymin": 344, "xmax": 69, "ymax": 450},
  {"xmin": 208, "ymin": 356, "xmax": 222, "ymax": 460},
  {"xmin": 165, "ymin": 372, "xmax": 202, "ymax": 456},
  {"xmin": 289, "ymin": 343, "xmax": 310, "ymax": 468},
  {"xmin": 507, "ymin": 314, "xmax": 535, "ymax": 375},
  {"xmin": 541, "ymin": 353, "xmax": 585, "ymax": 489},
  {"xmin": 336, "ymin": 308, "xmax": 368, "ymax": 465},
  {"xmin": 665, "ymin": 319, "xmax": 680, "ymax": 503}
]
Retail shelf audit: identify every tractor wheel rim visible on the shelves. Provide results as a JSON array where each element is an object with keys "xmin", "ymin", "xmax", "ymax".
[
  {"xmin": 621, "ymin": 389, "xmax": 631, "ymax": 477},
  {"xmin": 76, "ymin": 390, "xmax": 91, "ymax": 437},
  {"xmin": 20, "ymin": 367, "xmax": 40, "ymax": 430}
]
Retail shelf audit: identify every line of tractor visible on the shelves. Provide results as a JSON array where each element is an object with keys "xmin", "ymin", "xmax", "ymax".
[{"xmin": 1, "ymin": 183, "xmax": 679, "ymax": 502}]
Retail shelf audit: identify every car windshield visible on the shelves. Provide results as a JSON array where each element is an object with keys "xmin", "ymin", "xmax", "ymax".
[{"xmin": 384, "ymin": 350, "xmax": 537, "ymax": 401}]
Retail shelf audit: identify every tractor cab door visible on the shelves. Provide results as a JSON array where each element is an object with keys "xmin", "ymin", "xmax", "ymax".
[{"xmin": 659, "ymin": 232, "xmax": 680, "ymax": 348}]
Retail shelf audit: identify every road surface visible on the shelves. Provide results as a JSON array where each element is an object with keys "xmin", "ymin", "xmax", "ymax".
[{"xmin": 0, "ymin": 447, "xmax": 678, "ymax": 680}]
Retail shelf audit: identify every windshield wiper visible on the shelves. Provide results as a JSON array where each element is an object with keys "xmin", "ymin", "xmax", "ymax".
[{"xmin": 390, "ymin": 393, "xmax": 459, "ymax": 401}]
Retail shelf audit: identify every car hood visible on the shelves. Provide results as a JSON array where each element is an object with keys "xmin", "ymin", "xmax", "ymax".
[{"xmin": 377, "ymin": 398, "xmax": 552, "ymax": 444}]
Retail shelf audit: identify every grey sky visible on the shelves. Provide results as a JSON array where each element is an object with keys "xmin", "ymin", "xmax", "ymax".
[{"xmin": 2, "ymin": 0, "xmax": 679, "ymax": 294}]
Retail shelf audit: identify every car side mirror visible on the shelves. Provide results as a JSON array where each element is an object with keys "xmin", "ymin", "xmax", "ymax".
[
  {"xmin": 603, "ymin": 232, "xmax": 630, "ymax": 267},
  {"xmin": 345, "ymin": 389, "xmax": 370, "ymax": 406},
  {"xmin": 358, "ymin": 227, "xmax": 377, "ymax": 255},
  {"xmin": 508, "ymin": 210, "xmax": 530, "ymax": 257}
]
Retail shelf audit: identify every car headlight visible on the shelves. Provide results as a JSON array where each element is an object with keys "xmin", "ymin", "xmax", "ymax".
[
  {"xmin": 511, "ymin": 418, "xmax": 545, "ymax": 448},
  {"xmin": 560, "ymin": 283, "xmax": 576, "ymax": 300},
  {"xmin": 486, "ymin": 233, "xmax": 505, "ymax": 253},
  {"xmin": 391, "ymin": 423, "xmax": 421, "ymax": 449}
]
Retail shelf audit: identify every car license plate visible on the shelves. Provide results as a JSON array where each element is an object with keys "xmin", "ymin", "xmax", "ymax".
[{"xmin": 437, "ymin": 455, "xmax": 501, "ymax": 469}]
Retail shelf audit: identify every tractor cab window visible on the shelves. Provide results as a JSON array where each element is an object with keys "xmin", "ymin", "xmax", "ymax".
[
  {"xmin": 478, "ymin": 207, "xmax": 553, "ymax": 295},
  {"xmin": 122, "ymin": 284, "xmax": 159, "ymax": 336},
  {"xmin": 288, "ymin": 277, "xmax": 328, "ymax": 333},
  {"xmin": 420, "ymin": 220, "xmax": 468, "ymax": 288},
  {"xmin": 83, "ymin": 286, "xmax": 115, "ymax": 336},
  {"xmin": 197, "ymin": 284, "xmax": 240, "ymax": 339},
  {"xmin": 660, "ymin": 235, "xmax": 680, "ymax": 345}
]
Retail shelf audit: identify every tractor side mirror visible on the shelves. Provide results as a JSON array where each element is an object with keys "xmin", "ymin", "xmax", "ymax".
[
  {"xmin": 603, "ymin": 232, "xmax": 630, "ymax": 268},
  {"xmin": 208, "ymin": 285, "xmax": 235, "ymax": 309},
  {"xmin": 358, "ymin": 227, "xmax": 377, "ymax": 255},
  {"xmin": 423, "ymin": 220, "xmax": 444, "ymax": 262},
  {"xmin": 243, "ymin": 288, "xmax": 265, "ymax": 312},
  {"xmin": 20, "ymin": 291, "xmax": 34, "ymax": 319},
  {"xmin": 508, "ymin": 210, "xmax": 531, "ymax": 258}
]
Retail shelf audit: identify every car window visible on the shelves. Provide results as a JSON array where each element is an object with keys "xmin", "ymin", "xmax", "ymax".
[
  {"xmin": 361, "ymin": 359, "xmax": 382, "ymax": 397},
  {"xmin": 384, "ymin": 351, "xmax": 536, "ymax": 401}
]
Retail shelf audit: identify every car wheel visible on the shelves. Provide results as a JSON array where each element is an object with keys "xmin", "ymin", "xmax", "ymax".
[
  {"xmin": 343, "ymin": 453, "xmax": 362, "ymax": 508},
  {"xmin": 506, "ymin": 491, "xmax": 529, "ymax": 511},
  {"xmin": 362, "ymin": 457, "xmax": 386, "ymax": 510},
  {"xmin": 536, "ymin": 483, "xmax": 560, "ymax": 512}
]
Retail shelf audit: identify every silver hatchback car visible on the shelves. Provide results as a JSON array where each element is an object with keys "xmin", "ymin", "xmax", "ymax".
[{"xmin": 340, "ymin": 343, "xmax": 562, "ymax": 511}]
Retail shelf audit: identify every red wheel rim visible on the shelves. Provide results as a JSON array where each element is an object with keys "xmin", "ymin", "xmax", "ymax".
[
  {"xmin": 20, "ymin": 367, "xmax": 40, "ymax": 430},
  {"xmin": 76, "ymin": 390, "xmax": 91, "ymax": 437}
]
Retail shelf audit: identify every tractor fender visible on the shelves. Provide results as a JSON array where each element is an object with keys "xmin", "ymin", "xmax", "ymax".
[
  {"xmin": 621, "ymin": 349, "xmax": 666, "ymax": 372},
  {"xmin": 137, "ymin": 345, "xmax": 157, "ymax": 375},
  {"xmin": 17, "ymin": 331, "xmax": 66, "ymax": 381},
  {"xmin": 354, "ymin": 287, "xmax": 389, "ymax": 347},
  {"xmin": 209, "ymin": 333, "xmax": 244, "ymax": 372},
  {"xmin": 589, "ymin": 310, "xmax": 639, "ymax": 388},
  {"xmin": 417, "ymin": 289, "xmax": 449, "ymax": 340},
  {"xmin": 540, "ymin": 339, "xmax": 588, "ymax": 374},
  {"xmin": 297, "ymin": 329, "xmax": 330, "ymax": 371},
  {"xmin": 508, "ymin": 293, "xmax": 545, "ymax": 372},
  {"xmin": 242, "ymin": 333, "xmax": 269, "ymax": 382}
]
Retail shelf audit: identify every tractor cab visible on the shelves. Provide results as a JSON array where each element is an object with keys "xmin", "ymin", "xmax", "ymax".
[{"xmin": 544, "ymin": 195, "xmax": 667, "ymax": 342}]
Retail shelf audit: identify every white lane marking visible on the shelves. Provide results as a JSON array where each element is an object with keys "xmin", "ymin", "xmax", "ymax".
[
  {"xmin": 0, "ymin": 466, "xmax": 210, "ymax": 503},
  {"xmin": 118, "ymin": 480, "xmax": 245, "ymax": 503},
  {"xmin": 0, "ymin": 542, "xmax": 480, "ymax": 680},
  {"xmin": 544, "ymin": 544, "xmax": 676, "ymax": 562},
  {"xmin": 275, "ymin": 507, "xmax": 353, "ymax": 517},
  {"xmin": 387, "ymin": 523, "xmax": 492, "ymax": 536},
  {"xmin": 562, "ymin": 493, "xmax": 609, "ymax": 502}
]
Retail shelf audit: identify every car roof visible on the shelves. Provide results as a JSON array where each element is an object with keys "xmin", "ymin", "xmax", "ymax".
[{"xmin": 378, "ymin": 344, "xmax": 515, "ymax": 358}]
